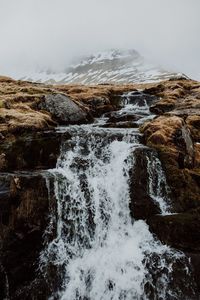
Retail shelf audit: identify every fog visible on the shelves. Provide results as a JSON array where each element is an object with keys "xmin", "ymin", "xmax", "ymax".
[{"xmin": 0, "ymin": 0, "xmax": 200, "ymax": 79}]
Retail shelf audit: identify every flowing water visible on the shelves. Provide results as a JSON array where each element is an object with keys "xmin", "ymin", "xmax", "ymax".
[{"xmin": 41, "ymin": 92, "xmax": 196, "ymax": 299}]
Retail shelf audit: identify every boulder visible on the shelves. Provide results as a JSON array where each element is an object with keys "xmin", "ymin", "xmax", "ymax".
[
  {"xmin": 147, "ymin": 211, "xmax": 200, "ymax": 295},
  {"xmin": 39, "ymin": 94, "xmax": 89, "ymax": 124},
  {"xmin": 0, "ymin": 131, "xmax": 66, "ymax": 172},
  {"xmin": 129, "ymin": 148, "xmax": 161, "ymax": 220},
  {"xmin": 147, "ymin": 211, "xmax": 200, "ymax": 252},
  {"xmin": 104, "ymin": 111, "xmax": 141, "ymax": 123},
  {"xmin": 0, "ymin": 173, "xmax": 50, "ymax": 299}
]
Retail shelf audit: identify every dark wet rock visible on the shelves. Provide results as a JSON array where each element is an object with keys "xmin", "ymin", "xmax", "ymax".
[
  {"xmin": 168, "ymin": 108, "xmax": 200, "ymax": 117},
  {"xmin": 0, "ymin": 263, "xmax": 9, "ymax": 300},
  {"xmin": 0, "ymin": 173, "xmax": 50, "ymax": 299},
  {"xmin": 10, "ymin": 279, "xmax": 49, "ymax": 300},
  {"xmin": 94, "ymin": 104, "xmax": 114, "ymax": 117},
  {"xmin": 104, "ymin": 111, "xmax": 141, "ymax": 123},
  {"xmin": 143, "ymin": 84, "xmax": 165, "ymax": 95},
  {"xmin": 160, "ymin": 153, "xmax": 200, "ymax": 212},
  {"xmin": 70, "ymin": 157, "xmax": 89, "ymax": 171},
  {"xmin": 188, "ymin": 253, "xmax": 200, "ymax": 293},
  {"xmin": 143, "ymin": 252, "xmax": 198, "ymax": 300},
  {"xmin": 129, "ymin": 148, "xmax": 161, "ymax": 220},
  {"xmin": 102, "ymin": 121, "xmax": 139, "ymax": 128},
  {"xmin": 147, "ymin": 211, "xmax": 200, "ymax": 252},
  {"xmin": 140, "ymin": 92, "xmax": 200, "ymax": 292},
  {"xmin": 173, "ymin": 124, "xmax": 195, "ymax": 169},
  {"xmin": 0, "ymin": 133, "xmax": 5, "ymax": 140},
  {"xmin": 150, "ymin": 102, "xmax": 175, "ymax": 114},
  {"xmin": 147, "ymin": 210, "xmax": 200, "ymax": 295},
  {"xmin": 39, "ymin": 94, "xmax": 89, "ymax": 124},
  {"xmin": 0, "ymin": 131, "xmax": 66, "ymax": 172},
  {"xmin": 85, "ymin": 97, "xmax": 110, "ymax": 107},
  {"xmin": 181, "ymin": 124, "xmax": 195, "ymax": 168},
  {"xmin": 122, "ymin": 91, "xmax": 157, "ymax": 107}
]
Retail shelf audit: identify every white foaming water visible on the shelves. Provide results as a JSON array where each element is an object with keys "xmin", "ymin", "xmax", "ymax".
[
  {"xmin": 41, "ymin": 92, "xmax": 195, "ymax": 299},
  {"xmin": 146, "ymin": 153, "xmax": 171, "ymax": 215}
]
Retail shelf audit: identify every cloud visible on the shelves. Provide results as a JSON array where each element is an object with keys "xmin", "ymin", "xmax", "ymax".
[{"xmin": 0, "ymin": 0, "xmax": 199, "ymax": 79}]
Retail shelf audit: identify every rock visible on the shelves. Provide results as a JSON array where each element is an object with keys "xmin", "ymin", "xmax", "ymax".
[
  {"xmin": 94, "ymin": 104, "xmax": 114, "ymax": 116},
  {"xmin": 147, "ymin": 211, "xmax": 200, "ymax": 251},
  {"xmin": 147, "ymin": 211, "xmax": 200, "ymax": 295},
  {"xmin": 39, "ymin": 94, "xmax": 89, "ymax": 124},
  {"xmin": 105, "ymin": 111, "xmax": 141, "ymax": 123},
  {"xmin": 168, "ymin": 108, "xmax": 200, "ymax": 117},
  {"xmin": 0, "ymin": 133, "xmax": 5, "ymax": 140},
  {"xmin": 187, "ymin": 253, "xmax": 200, "ymax": 293},
  {"xmin": 0, "ymin": 131, "xmax": 65, "ymax": 172},
  {"xmin": 181, "ymin": 124, "xmax": 194, "ymax": 168},
  {"xmin": 141, "ymin": 125, "xmax": 200, "ymax": 212},
  {"xmin": 132, "ymin": 91, "xmax": 157, "ymax": 104},
  {"xmin": 194, "ymin": 143, "xmax": 200, "ymax": 167},
  {"xmin": 141, "ymin": 115, "xmax": 183, "ymax": 149},
  {"xmin": 186, "ymin": 115, "xmax": 200, "ymax": 141},
  {"xmin": 143, "ymin": 84, "xmax": 165, "ymax": 95},
  {"xmin": 102, "ymin": 121, "xmax": 139, "ymax": 128},
  {"xmin": 0, "ymin": 153, "xmax": 6, "ymax": 170},
  {"xmin": 150, "ymin": 101, "xmax": 176, "ymax": 114},
  {"xmin": 0, "ymin": 173, "xmax": 50, "ymax": 298},
  {"xmin": 129, "ymin": 148, "xmax": 161, "ymax": 220},
  {"xmin": 140, "ymin": 84, "xmax": 200, "ymax": 213}
]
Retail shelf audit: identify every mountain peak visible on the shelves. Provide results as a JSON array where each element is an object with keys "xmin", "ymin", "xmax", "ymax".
[{"xmin": 20, "ymin": 49, "xmax": 181, "ymax": 85}]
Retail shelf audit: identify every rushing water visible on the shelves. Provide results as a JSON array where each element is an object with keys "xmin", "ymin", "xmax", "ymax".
[{"xmin": 41, "ymin": 92, "xmax": 196, "ymax": 299}]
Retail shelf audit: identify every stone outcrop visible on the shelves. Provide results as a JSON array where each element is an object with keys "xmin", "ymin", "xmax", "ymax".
[
  {"xmin": 140, "ymin": 78, "xmax": 200, "ymax": 293},
  {"xmin": 39, "ymin": 94, "xmax": 89, "ymax": 124},
  {"xmin": 0, "ymin": 173, "xmax": 49, "ymax": 299},
  {"xmin": 129, "ymin": 148, "xmax": 161, "ymax": 219},
  {"xmin": 0, "ymin": 131, "xmax": 64, "ymax": 172},
  {"xmin": 140, "ymin": 79, "xmax": 200, "ymax": 214}
]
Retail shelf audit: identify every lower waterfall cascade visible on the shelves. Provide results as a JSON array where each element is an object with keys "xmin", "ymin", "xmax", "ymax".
[{"xmin": 41, "ymin": 92, "xmax": 197, "ymax": 300}]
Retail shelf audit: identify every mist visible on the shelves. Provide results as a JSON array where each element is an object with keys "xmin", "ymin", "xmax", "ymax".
[{"xmin": 0, "ymin": 0, "xmax": 200, "ymax": 79}]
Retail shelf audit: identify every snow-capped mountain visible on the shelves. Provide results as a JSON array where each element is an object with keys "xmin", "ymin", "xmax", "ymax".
[{"xmin": 21, "ymin": 49, "xmax": 182, "ymax": 84}]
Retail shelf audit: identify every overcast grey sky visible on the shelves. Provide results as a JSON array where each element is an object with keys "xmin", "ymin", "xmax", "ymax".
[{"xmin": 0, "ymin": 0, "xmax": 199, "ymax": 79}]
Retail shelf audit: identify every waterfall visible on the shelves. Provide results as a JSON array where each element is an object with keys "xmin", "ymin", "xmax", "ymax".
[
  {"xmin": 146, "ymin": 152, "xmax": 171, "ymax": 214},
  {"xmin": 41, "ymin": 92, "xmax": 196, "ymax": 300}
]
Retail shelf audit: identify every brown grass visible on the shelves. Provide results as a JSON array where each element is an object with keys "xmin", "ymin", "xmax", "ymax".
[{"xmin": 0, "ymin": 76, "xmax": 199, "ymax": 139}]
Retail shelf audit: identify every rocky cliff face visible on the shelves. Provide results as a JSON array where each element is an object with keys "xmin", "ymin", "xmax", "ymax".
[
  {"xmin": 0, "ymin": 76, "xmax": 200, "ymax": 298},
  {"xmin": 140, "ymin": 79, "xmax": 200, "ymax": 292}
]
